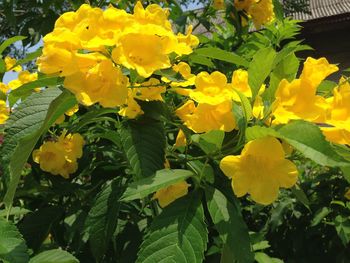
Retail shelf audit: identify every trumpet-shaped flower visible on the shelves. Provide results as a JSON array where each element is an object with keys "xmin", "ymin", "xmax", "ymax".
[
  {"xmin": 190, "ymin": 71, "xmax": 234, "ymax": 105},
  {"xmin": 64, "ymin": 59, "xmax": 129, "ymax": 108},
  {"xmin": 272, "ymin": 57, "xmax": 338, "ymax": 124},
  {"xmin": 4, "ymin": 56, "xmax": 22, "ymax": 72},
  {"xmin": 176, "ymin": 100, "xmax": 236, "ymax": 133},
  {"xmin": 118, "ymin": 89, "xmax": 144, "ymax": 119},
  {"xmin": 33, "ymin": 132, "xmax": 85, "ymax": 178},
  {"xmin": 220, "ymin": 136, "xmax": 298, "ymax": 205},
  {"xmin": 322, "ymin": 77, "xmax": 350, "ymax": 145},
  {"xmin": 153, "ymin": 181, "xmax": 190, "ymax": 207},
  {"xmin": 132, "ymin": 78, "xmax": 166, "ymax": 101},
  {"xmin": 249, "ymin": 0, "xmax": 275, "ymax": 29},
  {"xmin": 8, "ymin": 71, "xmax": 39, "ymax": 91}
]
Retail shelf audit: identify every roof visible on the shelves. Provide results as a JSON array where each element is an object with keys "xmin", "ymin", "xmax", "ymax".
[{"xmin": 293, "ymin": 0, "xmax": 350, "ymax": 20}]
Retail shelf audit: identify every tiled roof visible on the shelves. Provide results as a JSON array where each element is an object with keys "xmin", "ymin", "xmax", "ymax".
[{"xmin": 293, "ymin": 0, "xmax": 350, "ymax": 20}]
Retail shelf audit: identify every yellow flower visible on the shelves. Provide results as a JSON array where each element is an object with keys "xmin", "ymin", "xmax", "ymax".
[
  {"xmin": 57, "ymin": 131, "xmax": 85, "ymax": 162},
  {"xmin": 174, "ymin": 25, "xmax": 199, "ymax": 56},
  {"xmin": 163, "ymin": 62, "xmax": 196, "ymax": 88},
  {"xmin": 248, "ymin": 0, "xmax": 275, "ymax": 29},
  {"xmin": 64, "ymin": 59, "xmax": 129, "ymax": 108},
  {"xmin": 112, "ymin": 27, "xmax": 173, "ymax": 78},
  {"xmin": 33, "ymin": 132, "xmax": 85, "ymax": 178},
  {"xmin": 220, "ymin": 136, "xmax": 298, "ymax": 205},
  {"xmin": 252, "ymin": 95, "xmax": 264, "ymax": 119},
  {"xmin": 213, "ymin": 0, "xmax": 225, "ymax": 10},
  {"xmin": 153, "ymin": 181, "xmax": 190, "ymax": 207},
  {"xmin": 345, "ymin": 189, "xmax": 350, "ymax": 200},
  {"xmin": 0, "ymin": 100, "xmax": 9, "ymax": 125},
  {"xmin": 132, "ymin": 78, "xmax": 166, "ymax": 101},
  {"xmin": 133, "ymin": 2, "xmax": 172, "ymax": 30},
  {"xmin": 4, "ymin": 56, "xmax": 22, "ymax": 72},
  {"xmin": 118, "ymin": 89, "xmax": 144, "ymax": 119},
  {"xmin": 272, "ymin": 57, "xmax": 338, "ymax": 124},
  {"xmin": 300, "ymin": 57, "xmax": 339, "ymax": 89},
  {"xmin": 176, "ymin": 100, "xmax": 236, "ymax": 133},
  {"xmin": 322, "ymin": 77, "xmax": 350, "ymax": 145},
  {"xmin": 32, "ymin": 141, "xmax": 67, "ymax": 176},
  {"xmin": 8, "ymin": 71, "xmax": 38, "ymax": 91},
  {"xmin": 174, "ymin": 129, "xmax": 187, "ymax": 148},
  {"xmin": 0, "ymin": 82, "xmax": 9, "ymax": 94},
  {"xmin": 190, "ymin": 71, "xmax": 234, "ymax": 105}
]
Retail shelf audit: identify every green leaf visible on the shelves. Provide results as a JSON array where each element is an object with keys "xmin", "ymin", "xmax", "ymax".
[
  {"xmin": 0, "ymin": 36, "xmax": 26, "ymax": 54},
  {"xmin": 85, "ymin": 178, "xmax": 123, "ymax": 261},
  {"xmin": 189, "ymin": 54, "xmax": 215, "ymax": 68},
  {"xmin": 334, "ymin": 215, "xmax": 350, "ymax": 246},
  {"xmin": 1, "ymin": 88, "xmax": 77, "ymax": 207},
  {"xmin": 341, "ymin": 166, "xmax": 350, "ymax": 184},
  {"xmin": 311, "ymin": 207, "xmax": 330, "ymax": 227},
  {"xmin": 136, "ymin": 192, "xmax": 208, "ymax": 263},
  {"xmin": 254, "ymin": 252, "xmax": 283, "ymax": 263},
  {"xmin": 29, "ymin": 249, "xmax": 79, "ymax": 263},
  {"xmin": 8, "ymin": 76, "xmax": 63, "ymax": 106},
  {"xmin": 192, "ymin": 130, "xmax": 225, "ymax": 154},
  {"xmin": 245, "ymin": 126, "xmax": 279, "ymax": 142},
  {"xmin": 248, "ymin": 47, "xmax": 276, "ymax": 99},
  {"xmin": 120, "ymin": 118, "xmax": 166, "ymax": 179},
  {"xmin": 18, "ymin": 206, "xmax": 63, "ymax": 252},
  {"xmin": 277, "ymin": 120, "xmax": 350, "ymax": 167},
  {"xmin": 194, "ymin": 47, "xmax": 249, "ymax": 67},
  {"xmin": 0, "ymin": 219, "xmax": 29, "ymax": 263},
  {"xmin": 291, "ymin": 185, "xmax": 310, "ymax": 209},
  {"xmin": 272, "ymin": 0, "xmax": 284, "ymax": 21},
  {"xmin": 121, "ymin": 169, "xmax": 193, "ymax": 201},
  {"xmin": 266, "ymin": 53, "xmax": 299, "ymax": 102},
  {"xmin": 206, "ymin": 187, "xmax": 254, "ymax": 263},
  {"xmin": 233, "ymin": 89, "xmax": 253, "ymax": 121}
]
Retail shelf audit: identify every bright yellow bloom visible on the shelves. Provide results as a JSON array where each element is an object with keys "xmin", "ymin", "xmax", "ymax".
[
  {"xmin": 272, "ymin": 57, "xmax": 338, "ymax": 124},
  {"xmin": 213, "ymin": 0, "xmax": 225, "ymax": 10},
  {"xmin": 252, "ymin": 95, "xmax": 264, "ymax": 119},
  {"xmin": 175, "ymin": 25, "xmax": 199, "ymax": 56},
  {"xmin": 162, "ymin": 62, "xmax": 196, "ymax": 87},
  {"xmin": 0, "ymin": 100, "xmax": 9, "ymax": 124},
  {"xmin": 132, "ymin": 78, "xmax": 166, "ymax": 101},
  {"xmin": 112, "ymin": 27, "xmax": 174, "ymax": 78},
  {"xmin": 4, "ymin": 56, "xmax": 22, "ymax": 72},
  {"xmin": 176, "ymin": 100, "xmax": 236, "ymax": 133},
  {"xmin": 322, "ymin": 77, "xmax": 350, "ymax": 145},
  {"xmin": 345, "ymin": 189, "xmax": 350, "ymax": 200},
  {"xmin": 189, "ymin": 71, "xmax": 234, "ymax": 105},
  {"xmin": 64, "ymin": 59, "xmax": 129, "ymax": 108},
  {"xmin": 32, "ymin": 141, "xmax": 67, "ymax": 176},
  {"xmin": 58, "ymin": 131, "xmax": 85, "ymax": 162},
  {"xmin": 0, "ymin": 82, "xmax": 9, "ymax": 94},
  {"xmin": 248, "ymin": 0, "xmax": 275, "ymax": 29},
  {"xmin": 220, "ymin": 136, "xmax": 298, "ymax": 205},
  {"xmin": 133, "ymin": 2, "xmax": 172, "ymax": 30},
  {"xmin": 153, "ymin": 181, "xmax": 190, "ymax": 207},
  {"xmin": 118, "ymin": 90, "xmax": 144, "ymax": 119},
  {"xmin": 300, "ymin": 57, "xmax": 339, "ymax": 89},
  {"xmin": 174, "ymin": 129, "xmax": 187, "ymax": 148},
  {"xmin": 8, "ymin": 71, "xmax": 38, "ymax": 91},
  {"xmin": 33, "ymin": 132, "xmax": 85, "ymax": 178}
]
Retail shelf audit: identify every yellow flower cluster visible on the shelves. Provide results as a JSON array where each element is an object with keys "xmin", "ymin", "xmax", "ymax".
[
  {"xmin": 272, "ymin": 57, "xmax": 350, "ymax": 145},
  {"xmin": 55, "ymin": 104, "xmax": 79, "ymax": 125},
  {"xmin": 176, "ymin": 71, "xmax": 237, "ymax": 133},
  {"xmin": 37, "ymin": 3, "xmax": 198, "ymax": 108},
  {"xmin": 32, "ymin": 131, "xmax": 85, "ymax": 178},
  {"xmin": 234, "ymin": 0, "xmax": 275, "ymax": 28}
]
